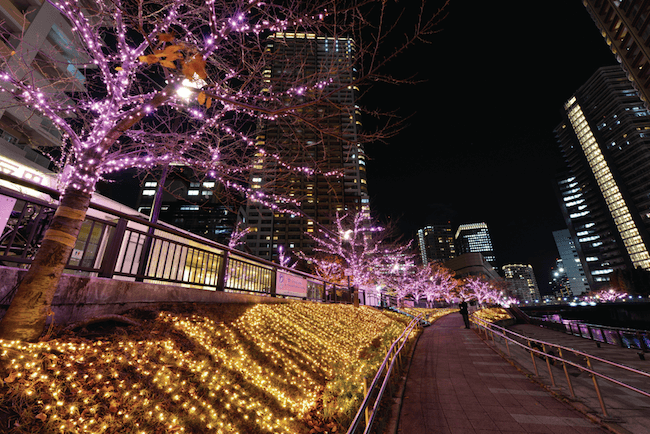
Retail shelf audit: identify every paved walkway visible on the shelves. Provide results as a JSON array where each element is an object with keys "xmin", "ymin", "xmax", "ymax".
[
  {"xmin": 396, "ymin": 314, "xmax": 609, "ymax": 434},
  {"xmin": 502, "ymin": 323, "xmax": 650, "ymax": 434}
]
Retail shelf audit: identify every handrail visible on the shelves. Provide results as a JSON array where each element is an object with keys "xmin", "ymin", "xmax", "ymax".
[
  {"xmin": 0, "ymin": 172, "xmax": 352, "ymax": 300},
  {"xmin": 0, "ymin": 172, "xmax": 340, "ymax": 285},
  {"xmin": 472, "ymin": 315, "xmax": 650, "ymax": 416},
  {"xmin": 530, "ymin": 315, "xmax": 650, "ymax": 351},
  {"xmin": 346, "ymin": 314, "xmax": 423, "ymax": 434}
]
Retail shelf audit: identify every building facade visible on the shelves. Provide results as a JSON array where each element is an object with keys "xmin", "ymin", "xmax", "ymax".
[
  {"xmin": 443, "ymin": 252, "xmax": 500, "ymax": 281},
  {"xmin": 136, "ymin": 168, "xmax": 238, "ymax": 246},
  {"xmin": 502, "ymin": 264, "xmax": 540, "ymax": 302},
  {"xmin": 417, "ymin": 222, "xmax": 456, "ymax": 264},
  {"xmin": 583, "ymin": 0, "xmax": 650, "ymax": 110},
  {"xmin": 0, "ymin": 1, "xmax": 86, "ymax": 171},
  {"xmin": 554, "ymin": 66, "xmax": 650, "ymax": 287},
  {"xmin": 549, "ymin": 258, "xmax": 573, "ymax": 299},
  {"xmin": 552, "ymin": 229, "xmax": 591, "ymax": 295},
  {"xmin": 240, "ymin": 33, "xmax": 369, "ymax": 261},
  {"xmin": 454, "ymin": 222, "xmax": 495, "ymax": 264}
]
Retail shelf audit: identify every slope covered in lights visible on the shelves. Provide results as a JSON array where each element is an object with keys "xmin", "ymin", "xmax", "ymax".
[{"xmin": 0, "ymin": 303, "xmax": 422, "ymax": 434}]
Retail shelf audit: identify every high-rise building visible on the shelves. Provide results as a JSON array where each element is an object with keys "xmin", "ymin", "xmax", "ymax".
[
  {"xmin": 582, "ymin": 0, "xmax": 650, "ymax": 110},
  {"xmin": 0, "ymin": 1, "xmax": 85, "ymax": 171},
  {"xmin": 417, "ymin": 222, "xmax": 456, "ymax": 264},
  {"xmin": 502, "ymin": 264, "xmax": 540, "ymax": 302},
  {"xmin": 241, "ymin": 32, "xmax": 369, "ymax": 260},
  {"xmin": 549, "ymin": 258, "xmax": 573, "ymax": 299},
  {"xmin": 136, "ymin": 168, "xmax": 238, "ymax": 245},
  {"xmin": 552, "ymin": 229, "xmax": 591, "ymax": 295},
  {"xmin": 554, "ymin": 66, "xmax": 650, "ymax": 287},
  {"xmin": 455, "ymin": 222, "xmax": 495, "ymax": 264}
]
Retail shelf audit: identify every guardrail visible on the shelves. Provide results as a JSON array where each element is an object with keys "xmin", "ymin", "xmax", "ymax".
[
  {"xmin": 530, "ymin": 316, "xmax": 650, "ymax": 352},
  {"xmin": 0, "ymin": 172, "xmax": 354, "ymax": 302},
  {"xmin": 472, "ymin": 315, "xmax": 650, "ymax": 417},
  {"xmin": 346, "ymin": 314, "xmax": 423, "ymax": 434}
]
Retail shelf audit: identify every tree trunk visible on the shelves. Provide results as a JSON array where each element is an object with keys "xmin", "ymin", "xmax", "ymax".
[{"xmin": 0, "ymin": 187, "xmax": 91, "ymax": 341}]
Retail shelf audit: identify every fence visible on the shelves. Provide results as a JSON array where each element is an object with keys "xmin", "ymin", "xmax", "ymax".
[
  {"xmin": 346, "ymin": 314, "xmax": 424, "ymax": 434},
  {"xmin": 471, "ymin": 315, "xmax": 650, "ymax": 417},
  {"xmin": 531, "ymin": 316, "xmax": 650, "ymax": 352},
  {"xmin": 0, "ymin": 172, "xmax": 353, "ymax": 302}
]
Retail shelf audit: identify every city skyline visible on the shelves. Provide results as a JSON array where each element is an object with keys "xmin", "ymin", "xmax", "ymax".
[{"xmin": 364, "ymin": 1, "xmax": 621, "ymax": 293}]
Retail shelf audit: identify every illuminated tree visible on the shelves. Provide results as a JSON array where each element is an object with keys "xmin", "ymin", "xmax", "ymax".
[
  {"xmin": 277, "ymin": 245, "xmax": 296, "ymax": 269},
  {"xmin": 593, "ymin": 288, "xmax": 628, "ymax": 302},
  {"xmin": 463, "ymin": 276, "xmax": 500, "ymax": 306},
  {"xmin": 301, "ymin": 212, "xmax": 410, "ymax": 290},
  {"xmin": 423, "ymin": 262, "xmax": 458, "ymax": 307},
  {"xmin": 0, "ymin": 0, "xmax": 449, "ymax": 340},
  {"xmin": 228, "ymin": 222, "xmax": 253, "ymax": 250},
  {"xmin": 308, "ymin": 253, "xmax": 346, "ymax": 284}
]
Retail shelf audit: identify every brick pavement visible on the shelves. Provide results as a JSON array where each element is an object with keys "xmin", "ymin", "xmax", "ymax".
[{"xmin": 395, "ymin": 313, "xmax": 610, "ymax": 434}]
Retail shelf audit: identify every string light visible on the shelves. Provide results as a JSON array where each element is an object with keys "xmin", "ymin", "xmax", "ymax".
[{"xmin": 0, "ymin": 304, "xmax": 425, "ymax": 433}]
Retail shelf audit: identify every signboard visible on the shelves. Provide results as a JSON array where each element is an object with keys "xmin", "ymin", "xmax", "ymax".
[
  {"xmin": 276, "ymin": 271, "xmax": 308, "ymax": 298},
  {"xmin": 0, "ymin": 194, "xmax": 16, "ymax": 237}
]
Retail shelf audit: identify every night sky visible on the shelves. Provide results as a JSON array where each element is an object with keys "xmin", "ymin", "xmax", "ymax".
[{"xmin": 364, "ymin": 1, "xmax": 619, "ymax": 293}]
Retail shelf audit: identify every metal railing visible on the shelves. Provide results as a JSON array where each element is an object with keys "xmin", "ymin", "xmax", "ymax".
[
  {"xmin": 530, "ymin": 315, "xmax": 650, "ymax": 352},
  {"xmin": 0, "ymin": 172, "xmax": 354, "ymax": 302},
  {"xmin": 346, "ymin": 314, "xmax": 423, "ymax": 434},
  {"xmin": 472, "ymin": 315, "xmax": 650, "ymax": 417}
]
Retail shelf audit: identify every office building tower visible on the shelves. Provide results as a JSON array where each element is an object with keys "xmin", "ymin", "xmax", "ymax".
[
  {"xmin": 417, "ymin": 222, "xmax": 456, "ymax": 264},
  {"xmin": 455, "ymin": 222, "xmax": 495, "ymax": 264},
  {"xmin": 550, "ymin": 258, "xmax": 572, "ymax": 299},
  {"xmin": 241, "ymin": 32, "xmax": 369, "ymax": 260},
  {"xmin": 553, "ymin": 171, "xmax": 613, "ymax": 287},
  {"xmin": 582, "ymin": 0, "xmax": 650, "ymax": 109},
  {"xmin": 554, "ymin": 66, "xmax": 650, "ymax": 287},
  {"xmin": 552, "ymin": 229, "xmax": 591, "ymax": 295},
  {"xmin": 502, "ymin": 264, "xmax": 540, "ymax": 302},
  {"xmin": 136, "ymin": 168, "xmax": 238, "ymax": 245}
]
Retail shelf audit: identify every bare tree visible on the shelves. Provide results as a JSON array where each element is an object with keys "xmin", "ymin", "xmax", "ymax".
[{"xmin": 0, "ymin": 0, "xmax": 447, "ymax": 340}]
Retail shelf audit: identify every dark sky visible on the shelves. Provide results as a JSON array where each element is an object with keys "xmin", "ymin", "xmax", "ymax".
[{"xmin": 364, "ymin": 1, "xmax": 619, "ymax": 293}]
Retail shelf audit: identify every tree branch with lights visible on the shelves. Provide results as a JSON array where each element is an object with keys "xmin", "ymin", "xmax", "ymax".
[{"xmin": 0, "ymin": 0, "xmax": 449, "ymax": 340}]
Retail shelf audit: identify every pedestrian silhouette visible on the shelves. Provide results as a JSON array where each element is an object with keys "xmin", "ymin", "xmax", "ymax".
[{"xmin": 459, "ymin": 299, "xmax": 470, "ymax": 328}]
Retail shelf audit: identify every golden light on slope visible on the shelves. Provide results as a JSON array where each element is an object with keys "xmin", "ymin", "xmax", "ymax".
[{"xmin": 0, "ymin": 303, "xmax": 425, "ymax": 434}]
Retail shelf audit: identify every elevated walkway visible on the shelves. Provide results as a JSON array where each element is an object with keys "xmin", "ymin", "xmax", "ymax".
[{"xmin": 394, "ymin": 314, "xmax": 627, "ymax": 434}]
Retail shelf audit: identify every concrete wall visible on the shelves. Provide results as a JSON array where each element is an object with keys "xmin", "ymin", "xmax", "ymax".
[{"xmin": 0, "ymin": 266, "xmax": 292, "ymax": 326}]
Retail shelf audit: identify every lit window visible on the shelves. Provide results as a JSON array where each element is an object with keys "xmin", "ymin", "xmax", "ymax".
[
  {"xmin": 142, "ymin": 189, "xmax": 156, "ymax": 196},
  {"xmin": 203, "ymin": 191, "xmax": 213, "ymax": 196},
  {"xmin": 203, "ymin": 182, "xmax": 215, "ymax": 188},
  {"xmin": 188, "ymin": 190, "xmax": 199, "ymax": 196},
  {"xmin": 144, "ymin": 181, "xmax": 157, "ymax": 187}
]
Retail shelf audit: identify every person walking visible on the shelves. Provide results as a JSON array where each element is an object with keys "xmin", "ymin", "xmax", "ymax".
[{"xmin": 459, "ymin": 299, "xmax": 470, "ymax": 329}]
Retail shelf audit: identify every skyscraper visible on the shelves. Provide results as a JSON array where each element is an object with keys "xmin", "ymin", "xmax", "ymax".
[
  {"xmin": 582, "ymin": 0, "xmax": 650, "ymax": 110},
  {"xmin": 455, "ymin": 222, "xmax": 495, "ymax": 264},
  {"xmin": 502, "ymin": 264, "xmax": 540, "ymax": 302},
  {"xmin": 417, "ymin": 222, "xmax": 456, "ymax": 264},
  {"xmin": 549, "ymin": 258, "xmax": 573, "ymax": 299},
  {"xmin": 552, "ymin": 229, "xmax": 591, "ymax": 295},
  {"xmin": 241, "ymin": 32, "xmax": 369, "ymax": 260},
  {"xmin": 136, "ymin": 168, "xmax": 238, "ymax": 246},
  {"xmin": 554, "ymin": 66, "xmax": 650, "ymax": 286}
]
